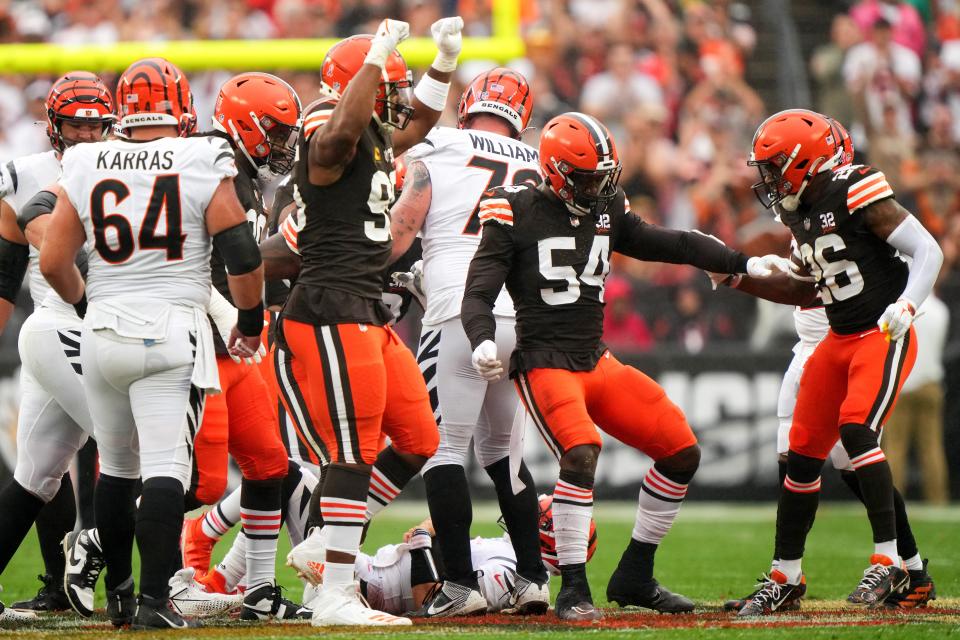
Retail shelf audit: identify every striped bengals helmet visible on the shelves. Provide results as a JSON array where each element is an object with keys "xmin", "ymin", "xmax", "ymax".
[
  {"xmin": 457, "ymin": 67, "xmax": 534, "ymax": 138},
  {"xmin": 45, "ymin": 71, "xmax": 115, "ymax": 152},
  {"xmin": 540, "ymin": 112, "xmax": 621, "ymax": 217},
  {"xmin": 116, "ymin": 57, "xmax": 195, "ymax": 136},
  {"xmin": 537, "ymin": 494, "xmax": 597, "ymax": 575}
]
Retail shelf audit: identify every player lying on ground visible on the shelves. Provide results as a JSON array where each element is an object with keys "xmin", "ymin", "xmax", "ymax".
[
  {"xmin": 460, "ymin": 111, "xmax": 793, "ymax": 620},
  {"xmin": 712, "ymin": 117, "xmax": 935, "ymax": 614},
  {"xmin": 717, "ymin": 109, "xmax": 942, "ymax": 616}
]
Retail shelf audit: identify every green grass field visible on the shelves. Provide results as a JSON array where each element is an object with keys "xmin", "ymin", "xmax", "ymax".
[{"xmin": 1, "ymin": 501, "xmax": 958, "ymax": 639}]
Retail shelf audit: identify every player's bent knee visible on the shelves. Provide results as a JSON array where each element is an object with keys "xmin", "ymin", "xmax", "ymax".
[
  {"xmin": 13, "ymin": 472, "xmax": 58, "ymax": 504},
  {"xmin": 839, "ymin": 422, "xmax": 879, "ymax": 459},
  {"xmin": 654, "ymin": 443, "xmax": 700, "ymax": 483},
  {"xmin": 786, "ymin": 450, "xmax": 825, "ymax": 483},
  {"xmin": 559, "ymin": 444, "xmax": 600, "ymax": 477},
  {"xmin": 236, "ymin": 446, "xmax": 289, "ymax": 481}
]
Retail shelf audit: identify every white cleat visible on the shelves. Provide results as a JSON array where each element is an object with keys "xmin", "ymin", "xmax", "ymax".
[
  {"xmin": 286, "ymin": 527, "xmax": 327, "ymax": 586},
  {"xmin": 504, "ymin": 573, "xmax": 550, "ymax": 615},
  {"xmin": 0, "ymin": 596, "xmax": 38, "ymax": 624},
  {"xmin": 168, "ymin": 568, "xmax": 242, "ymax": 618},
  {"xmin": 310, "ymin": 585, "xmax": 412, "ymax": 627}
]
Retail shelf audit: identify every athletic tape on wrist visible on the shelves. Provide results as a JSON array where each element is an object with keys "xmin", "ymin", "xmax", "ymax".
[
  {"xmin": 414, "ymin": 74, "xmax": 451, "ymax": 112},
  {"xmin": 363, "ymin": 41, "xmax": 391, "ymax": 69},
  {"xmin": 431, "ymin": 52, "xmax": 459, "ymax": 73}
]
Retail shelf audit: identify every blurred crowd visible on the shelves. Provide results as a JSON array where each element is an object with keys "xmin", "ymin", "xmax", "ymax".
[{"xmin": 0, "ymin": 0, "xmax": 957, "ymax": 354}]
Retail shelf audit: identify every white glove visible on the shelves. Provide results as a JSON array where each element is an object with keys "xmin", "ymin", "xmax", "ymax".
[
  {"xmin": 878, "ymin": 298, "xmax": 916, "ymax": 341},
  {"xmin": 471, "ymin": 339, "xmax": 503, "ymax": 382},
  {"xmin": 391, "ymin": 259, "xmax": 426, "ymax": 309},
  {"xmin": 430, "ymin": 16, "xmax": 464, "ymax": 72},
  {"xmin": 746, "ymin": 254, "xmax": 797, "ymax": 278},
  {"xmin": 365, "ymin": 19, "xmax": 410, "ymax": 69},
  {"xmin": 207, "ymin": 286, "xmax": 265, "ymax": 365}
]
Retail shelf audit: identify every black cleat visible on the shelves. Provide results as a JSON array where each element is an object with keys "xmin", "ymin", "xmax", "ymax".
[
  {"xmin": 607, "ymin": 571, "xmax": 694, "ymax": 613},
  {"xmin": 11, "ymin": 575, "xmax": 70, "ymax": 612},
  {"xmin": 737, "ymin": 571, "xmax": 804, "ymax": 617},
  {"xmin": 132, "ymin": 594, "xmax": 200, "ymax": 629},
  {"xmin": 240, "ymin": 582, "xmax": 311, "ymax": 621},
  {"xmin": 724, "ymin": 573, "xmax": 805, "ymax": 612},
  {"xmin": 105, "ymin": 578, "xmax": 136, "ymax": 628},
  {"xmin": 555, "ymin": 565, "xmax": 601, "ymax": 621},
  {"xmin": 847, "ymin": 555, "xmax": 909, "ymax": 608},
  {"xmin": 885, "ymin": 559, "xmax": 936, "ymax": 609}
]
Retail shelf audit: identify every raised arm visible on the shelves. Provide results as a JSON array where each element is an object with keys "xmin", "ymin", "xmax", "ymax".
[
  {"xmin": 309, "ymin": 20, "xmax": 410, "ymax": 185},
  {"xmin": 392, "ymin": 17, "xmax": 463, "ymax": 156},
  {"xmin": 389, "ymin": 160, "xmax": 431, "ymax": 261}
]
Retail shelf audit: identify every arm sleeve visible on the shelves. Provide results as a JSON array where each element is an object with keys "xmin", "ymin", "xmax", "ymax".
[
  {"xmin": 18, "ymin": 189, "xmax": 57, "ymax": 233},
  {"xmin": 461, "ymin": 222, "xmax": 514, "ymax": 350},
  {"xmin": 614, "ymin": 212, "xmax": 750, "ymax": 274},
  {"xmin": 885, "ymin": 214, "xmax": 943, "ymax": 308}
]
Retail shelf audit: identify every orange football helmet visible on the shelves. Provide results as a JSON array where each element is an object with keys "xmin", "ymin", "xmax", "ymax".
[
  {"xmin": 321, "ymin": 35, "xmax": 413, "ymax": 130},
  {"xmin": 748, "ymin": 109, "xmax": 844, "ymax": 210},
  {"xmin": 457, "ymin": 67, "xmax": 534, "ymax": 138},
  {"xmin": 116, "ymin": 57, "xmax": 195, "ymax": 137},
  {"xmin": 540, "ymin": 112, "xmax": 621, "ymax": 217},
  {"xmin": 394, "ymin": 153, "xmax": 407, "ymax": 194},
  {"xmin": 45, "ymin": 71, "xmax": 115, "ymax": 152},
  {"xmin": 214, "ymin": 72, "xmax": 302, "ymax": 177},
  {"xmin": 537, "ymin": 494, "xmax": 598, "ymax": 575}
]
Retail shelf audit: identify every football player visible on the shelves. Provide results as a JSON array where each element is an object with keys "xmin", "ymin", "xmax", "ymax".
[
  {"xmin": 719, "ymin": 109, "xmax": 943, "ymax": 615},
  {"xmin": 717, "ymin": 117, "xmax": 936, "ymax": 613},
  {"xmin": 460, "ymin": 112, "xmax": 791, "ymax": 620},
  {"xmin": 0, "ymin": 71, "xmax": 114, "ymax": 622},
  {"xmin": 386, "ymin": 68, "xmax": 548, "ymax": 617},
  {"xmin": 40, "ymin": 57, "xmax": 264, "ymax": 629},
  {"xmin": 257, "ymin": 16, "xmax": 463, "ymax": 626},
  {"xmin": 180, "ymin": 71, "xmax": 307, "ymax": 621}
]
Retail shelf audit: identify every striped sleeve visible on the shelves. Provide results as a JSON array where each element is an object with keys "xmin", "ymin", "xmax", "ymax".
[
  {"xmin": 846, "ymin": 170, "xmax": 894, "ymax": 213},
  {"xmin": 302, "ymin": 104, "xmax": 336, "ymax": 140},
  {"xmin": 279, "ymin": 210, "xmax": 304, "ymax": 255},
  {"xmin": 478, "ymin": 196, "xmax": 514, "ymax": 227}
]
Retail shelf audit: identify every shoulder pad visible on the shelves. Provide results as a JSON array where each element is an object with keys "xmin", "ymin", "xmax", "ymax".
[
  {"xmin": 844, "ymin": 167, "xmax": 894, "ymax": 213},
  {"xmin": 302, "ymin": 99, "xmax": 337, "ymax": 139}
]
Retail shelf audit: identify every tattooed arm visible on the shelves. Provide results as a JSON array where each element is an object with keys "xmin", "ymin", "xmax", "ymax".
[{"xmin": 389, "ymin": 159, "xmax": 431, "ymax": 262}]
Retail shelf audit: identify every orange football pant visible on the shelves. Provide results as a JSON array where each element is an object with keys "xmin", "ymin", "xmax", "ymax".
[
  {"xmin": 790, "ymin": 326, "xmax": 917, "ymax": 460},
  {"xmin": 191, "ymin": 355, "xmax": 290, "ymax": 505},
  {"xmin": 280, "ymin": 319, "xmax": 438, "ymax": 465},
  {"xmin": 515, "ymin": 351, "xmax": 696, "ymax": 460}
]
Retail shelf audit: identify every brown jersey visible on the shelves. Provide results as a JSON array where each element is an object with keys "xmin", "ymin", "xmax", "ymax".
[
  {"xmin": 783, "ymin": 165, "xmax": 908, "ymax": 334},
  {"xmin": 281, "ymin": 101, "xmax": 395, "ymax": 326},
  {"xmin": 461, "ymin": 184, "xmax": 749, "ymax": 374}
]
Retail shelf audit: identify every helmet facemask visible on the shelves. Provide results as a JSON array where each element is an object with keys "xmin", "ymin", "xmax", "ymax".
[
  {"xmin": 748, "ymin": 151, "xmax": 793, "ymax": 209},
  {"xmin": 553, "ymin": 158, "xmax": 622, "ymax": 218},
  {"xmin": 376, "ymin": 73, "xmax": 414, "ymax": 130}
]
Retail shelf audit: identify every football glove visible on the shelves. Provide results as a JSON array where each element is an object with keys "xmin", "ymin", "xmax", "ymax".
[
  {"xmin": 391, "ymin": 259, "xmax": 426, "ymax": 309},
  {"xmin": 430, "ymin": 16, "xmax": 464, "ymax": 72},
  {"xmin": 878, "ymin": 298, "xmax": 916, "ymax": 341},
  {"xmin": 207, "ymin": 286, "xmax": 265, "ymax": 365},
  {"xmin": 746, "ymin": 254, "xmax": 797, "ymax": 278},
  {"xmin": 365, "ymin": 19, "xmax": 410, "ymax": 69},
  {"xmin": 471, "ymin": 339, "xmax": 504, "ymax": 382}
]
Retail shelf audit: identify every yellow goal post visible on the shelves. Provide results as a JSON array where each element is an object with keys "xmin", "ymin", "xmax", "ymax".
[{"xmin": 0, "ymin": 0, "xmax": 523, "ymax": 73}]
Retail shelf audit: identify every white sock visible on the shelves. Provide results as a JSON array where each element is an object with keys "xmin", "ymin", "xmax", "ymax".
[
  {"xmin": 322, "ymin": 561, "xmax": 355, "ymax": 589},
  {"xmin": 216, "ymin": 531, "xmax": 247, "ymax": 591},
  {"xmin": 241, "ymin": 507, "xmax": 282, "ymax": 586},
  {"xmin": 904, "ymin": 553, "xmax": 923, "ymax": 572},
  {"xmin": 202, "ymin": 490, "xmax": 241, "ymax": 540},
  {"xmin": 777, "ymin": 559, "xmax": 802, "ymax": 584},
  {"xmin": 632, "ymin": 466, "xmax": 687, "ymax": 544},
  {"xmin": 365, "ymin": 466, "xmax": 401, "ymax": 522},
  {"xmin": 551, "ymin": 478, "xmax": 593, "ymax": 566},
  {"xmin": 874, "ymin": 540, "xmax": 899, "ymax": 565},
  {"xmin": 771, "ymin": 558, "xmax": 780, "ymax": 571}
]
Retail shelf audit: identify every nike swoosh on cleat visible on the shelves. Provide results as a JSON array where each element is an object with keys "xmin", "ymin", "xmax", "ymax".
[{"xmin": 427, "ymin": 599, "xmax": 457, "ymax": 615}]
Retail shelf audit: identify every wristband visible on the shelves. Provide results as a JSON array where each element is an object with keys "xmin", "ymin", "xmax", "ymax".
[
  {"xmin": 237, "ymin": 301, "xmax": 265, "ymax": 337},
  {"xmin": 414, "ymin": 74, "xmax": 451, "ymax": 112}
]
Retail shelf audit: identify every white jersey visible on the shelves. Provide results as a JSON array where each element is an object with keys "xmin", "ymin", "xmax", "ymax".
[
  {"xmin": 356, "ymin": 535, "xmax": 530, "ymax": 615},
  {"xmin": 0, "ymin": 150, "xmax": 66, "ymax": 310},
  {"xmin": 407, "ymin": 127, "xmax": 540, "ymax": 326},
  {"xmin": 59, "ymin": 136, "xmax": 237, "ymax": 308},
  {"xmin": 792, "ymin": 304, "xmax": 829, "ymax": 350}
]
